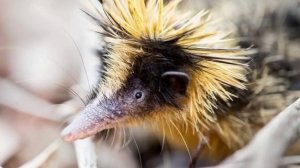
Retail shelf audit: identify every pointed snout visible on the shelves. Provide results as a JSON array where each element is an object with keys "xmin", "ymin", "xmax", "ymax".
[{"xmin": 61, "ymin": 104, "xmax": 112, "ymax": 142}]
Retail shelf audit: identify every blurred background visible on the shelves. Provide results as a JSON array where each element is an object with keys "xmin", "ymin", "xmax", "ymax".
[
  {"xmin": 0, "ymin": 0, "xmax": 299, "ymax": 168},
  {"xmin": 0, "ymin": 0, "xmax": 102, "ymax": 167}
]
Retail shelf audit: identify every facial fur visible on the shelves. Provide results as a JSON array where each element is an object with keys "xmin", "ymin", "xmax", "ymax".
[{"xmin": 61, "ymin": 0, "xmax": 251, "ymax": 144}]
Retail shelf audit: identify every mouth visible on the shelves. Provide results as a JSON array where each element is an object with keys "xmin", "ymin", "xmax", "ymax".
[{"xmin": 61, "ymin": 104, "xmax": 125, "ymax": 142}]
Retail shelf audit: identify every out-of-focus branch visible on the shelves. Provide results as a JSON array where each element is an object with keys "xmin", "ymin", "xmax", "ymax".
[
  {"xmin": 20, "ymin": 140, "xmax": 60, "ymax": 168},
  {"xmin": 74, "ymin": 138, "xmax": 98, "ymax": 168},
  {"xmin": 0, "ymin": 119, "xmax": 20, "ymax": 165},
  {"xmin": 213, "ymin": 98, "xmax": 300, "ymax": 168},
  {"xmin": 0, "ymin": 78, "xmax": 80, "ymax": 121},
  {"xmin": 281, "ymin": 155, "xmax": 300, "ymax": 165}
]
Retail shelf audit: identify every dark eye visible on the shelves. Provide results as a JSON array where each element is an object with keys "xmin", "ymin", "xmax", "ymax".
[
  {"xmin": 135, "ymin": 91, "xmax": 143, "ymax": 99},
  {"xmin": 133, "ymin": 90, "xmax": 145, "ymax": 101}
]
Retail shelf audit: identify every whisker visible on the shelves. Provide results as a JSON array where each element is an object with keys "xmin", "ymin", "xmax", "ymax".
[
  {"xmin": 166, "ymin": 120, "xmax": 174, "ymax": 137},
  {"xmin": 18, "ymin": 3, "xmax": 95, "ymax": 95},
  {"xmin": 122, "ymin": 128, "xmax": 132, "ymax": 149},
  {"xmin": 110, "ymin": 126, "xmax": 117, "ymax": 148},
  {"xmin": 15, "ymin": 79, "xmax": 86, "ymax": 105},
  {"xmin": 122, "ymin": 127, "xmax": 127, "ymax": 148},
  {"xmin": 169, "ymin": 120, "xmax": 192, "ymax": 162},
  {"xmin": 62, "ymin": 30, "xmax": 93, "ymax": 94},
  {"xmin": 130, "ymin": 129, "xmax": 143, "ymax": 168},
  {"xmin": 160, "ymin": 122, "xmax": 166, "ymax": 154},
  {"xmin": 39, "ymin": 53, "xmax": 85, "ymax": 92},
  {"xmin": 1, "ymin": 44, "xmax": 89, "ymax": 99},
  {"xmin": 104, "ymin": 128, "xmax": 111, "ymax": 142}
]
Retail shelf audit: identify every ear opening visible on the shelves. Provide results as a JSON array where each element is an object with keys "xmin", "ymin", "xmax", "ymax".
[{"xmin": 159, "ymin": 71, "xmax": 189, "ymax": 107}]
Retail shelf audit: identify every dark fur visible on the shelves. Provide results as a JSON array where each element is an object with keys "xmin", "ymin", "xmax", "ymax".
[
  {"xmin": 87, "ymin": 0, "xmax": 300, "ymax": 121},
  {"xmin": 121, "ymin": 40, "xmax": 198, "ymax": 109},
  {"xmin": 92, "ymin": 37, "xmax": 250, "ymax": 117}
]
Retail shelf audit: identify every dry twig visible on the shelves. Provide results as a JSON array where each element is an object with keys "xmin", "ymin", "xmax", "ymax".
[
  {"xmin": 19, "ymin": 140, "xmax": 61, "ymax": 168},
  {"xmin": 0, "ymin": 119, "xmax": 20, "ymax": 165},
  {"xmin": 213, "ymin": 98, "xmax": 300, "ymax": 168},
  {"xmin": 0, "ymin": 78, "xmax": 79, "ymax": 121},
  {"xmin": 74, "ymin": 138, "xmax": 98, "ymax": 168}
]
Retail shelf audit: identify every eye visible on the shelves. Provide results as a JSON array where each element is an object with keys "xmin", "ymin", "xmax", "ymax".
[
  {"xmin": 135, "ymin": 92, "xmax": 143, "ymax": 99},
  {"xmin": 134, "ymin": 90, "xmax": 145, "ymax": 101}
]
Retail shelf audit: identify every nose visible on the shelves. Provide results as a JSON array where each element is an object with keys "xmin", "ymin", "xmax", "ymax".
[{"xmin": 61, "ymin": 104, "xmax": 110, "ymax": 141}]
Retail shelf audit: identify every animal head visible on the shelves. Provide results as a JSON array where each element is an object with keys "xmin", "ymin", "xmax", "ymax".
[{"xmin": 61, "ymin": 0, "xmax": 250, "ymax": 142}]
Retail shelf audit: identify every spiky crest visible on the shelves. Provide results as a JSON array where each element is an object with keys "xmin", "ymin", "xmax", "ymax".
[{"xmin": 85, "ymin": 0, "xmax": 253, "ymax": 151}]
